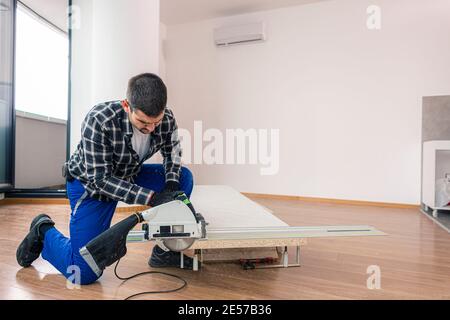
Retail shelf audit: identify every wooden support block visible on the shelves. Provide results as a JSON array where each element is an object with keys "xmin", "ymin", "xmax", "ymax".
[{"xmin": 199, "ymin": 247, "xmax": 279, "ymax": 262}]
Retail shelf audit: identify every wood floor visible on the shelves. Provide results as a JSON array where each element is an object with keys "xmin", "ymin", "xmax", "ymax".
[{"xmin": 1, "ymin": 196, "xmax": 450, "ymax": 300}]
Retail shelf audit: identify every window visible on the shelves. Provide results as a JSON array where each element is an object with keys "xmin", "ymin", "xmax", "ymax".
[
  {"xmin": 0, "ymin": 0, "xmax": 15, "ymax": 190},
  {"xmin": 15, "ymin": 4, "xmax": 68, "ymax": 120}
]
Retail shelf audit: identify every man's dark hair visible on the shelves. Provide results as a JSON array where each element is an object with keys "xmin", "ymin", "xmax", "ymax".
[{"xmin": 126, "ymin": 73, "xmax": 167, "ymax": 117}]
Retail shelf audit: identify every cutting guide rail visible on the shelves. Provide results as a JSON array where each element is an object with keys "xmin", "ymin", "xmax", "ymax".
[
  {"xmin": 127, "ymin": 224, "xmax": 385, "ymax": 271},
  {"xmin": 204, "ymin": 225, "xmax": 384, "ymax": 240},
  {"xmin": 127, "ymin": 225, "xmax": 384, "ymax": 242}
]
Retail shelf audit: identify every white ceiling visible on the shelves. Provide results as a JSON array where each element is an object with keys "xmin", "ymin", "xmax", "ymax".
[
  {"xmin": 17, "ymin": 0, "xmax": 329, "ymax": 32},
  {"xmin": 161, "ymin": 0, "xmax": 329, "ymax": 25},
  {"xmin": 19, "ymin": 0, "xmax": 67, "ymax": 32}
]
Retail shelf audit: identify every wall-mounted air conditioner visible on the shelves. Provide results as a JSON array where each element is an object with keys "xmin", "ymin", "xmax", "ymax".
[{"xmin": 214, "ymin": 22, "xmax": 266, "ymax": 47}]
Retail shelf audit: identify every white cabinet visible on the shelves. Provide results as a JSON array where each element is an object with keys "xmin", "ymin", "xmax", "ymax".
[{"xmin": 422, "ymin": 140, "xmax": 450, "ymax": 216}]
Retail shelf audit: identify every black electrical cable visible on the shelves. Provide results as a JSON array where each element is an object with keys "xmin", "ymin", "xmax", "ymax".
[{"xmin": 114, "ymin": 258, "xmax": 188, "ymax": 300}]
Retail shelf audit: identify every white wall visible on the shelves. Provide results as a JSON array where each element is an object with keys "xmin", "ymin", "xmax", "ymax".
[
  {"xmin": 70, "ymin": 0, "xmax": 160, "ymax": 152},
  {"xmin": 70, "ymin": 0, "xmax": 93, "ymax": 152},
  {"xmin": 164, "ymin": 0, "xmax": 450, "ymax": 204}
]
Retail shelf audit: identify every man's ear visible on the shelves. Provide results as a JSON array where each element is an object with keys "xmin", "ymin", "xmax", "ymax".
[{"xmin": 121, "ymin": 100, "xmax": 131, "ymax": 113}]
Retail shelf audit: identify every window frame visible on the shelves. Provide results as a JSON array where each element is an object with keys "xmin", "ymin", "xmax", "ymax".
[
  {"xmin": 4, "ymin": 0, "xmax": 71, "ymax": 198},
  {"xmin": 0, "ymin": 0, "xmax": 17, "ymax": 192}
]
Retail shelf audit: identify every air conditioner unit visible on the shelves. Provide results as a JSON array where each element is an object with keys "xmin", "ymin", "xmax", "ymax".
[{"xmin": 214, "ymin": 22, "xmax": 266, "ymax": 47}]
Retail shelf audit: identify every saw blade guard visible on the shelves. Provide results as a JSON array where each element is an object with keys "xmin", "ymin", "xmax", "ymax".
[{"xmin": 139, "ymin": 196, "xmax": 207, "ymax": 251}]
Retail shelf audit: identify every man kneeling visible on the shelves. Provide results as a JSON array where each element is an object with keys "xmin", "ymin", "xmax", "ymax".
[{"xmin": 16, "ymin": 73, "xmax": 196, "ymax": 285}]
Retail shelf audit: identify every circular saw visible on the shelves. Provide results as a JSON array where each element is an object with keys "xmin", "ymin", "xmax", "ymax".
[
  {"xmin": 79, "ymin": 194, "xmax": 207, "ymax": 277},
  {"xmin": 127, "ymin": 194, "xmax": 207, "ymax": 252}
]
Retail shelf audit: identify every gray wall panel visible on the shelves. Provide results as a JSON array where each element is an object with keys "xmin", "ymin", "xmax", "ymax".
[
  {"xmin": 422, "ymin": 96, "xmax": 450, "ymax": 142},
  {"xmin": 14, "ymin": 115, "xmax": 66, "ymax": 188}
]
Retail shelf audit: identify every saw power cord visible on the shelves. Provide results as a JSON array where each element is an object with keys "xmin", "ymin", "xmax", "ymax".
[{"xmin": 114, "ymin": 259, "xmax": 188, "ymax": 300}]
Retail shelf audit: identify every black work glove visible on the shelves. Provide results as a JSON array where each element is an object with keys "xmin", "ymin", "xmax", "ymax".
[
  {"xmin": 149, "ymin": 190, "xmax": 185, "ymax": 207},
  {"xmin": 163, "ymin": 181, "xmax": 180, "ymax": 192}
]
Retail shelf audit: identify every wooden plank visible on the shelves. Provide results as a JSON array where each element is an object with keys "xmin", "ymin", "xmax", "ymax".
[
  {"xmin": 122, "ymin": 186, "xmax": 385, "ymax": 250},
  {"xmin": 190, "ymin": 226, "xmax": 383, "ymax": 250},
  {"xmin": 190, "ymin": 185, "xmax": 286, "ymax": 228},
  {"xmin": 188, "ymin": 186, "xmax": 385, "ymax": 250},
  {"xmin": 191, "ymin": 238, "xmax": 306, "ymax": 250}
]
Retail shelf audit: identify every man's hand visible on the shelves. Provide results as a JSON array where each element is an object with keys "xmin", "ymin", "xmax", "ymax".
[{"xmin": 149, "ymin": 190, "xmax": 185, "ymax": 207}]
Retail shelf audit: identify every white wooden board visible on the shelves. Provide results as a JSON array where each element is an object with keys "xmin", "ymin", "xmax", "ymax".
[{"xmin": 190, "ymin": 185, "xmax": 288, "ymax": 229}]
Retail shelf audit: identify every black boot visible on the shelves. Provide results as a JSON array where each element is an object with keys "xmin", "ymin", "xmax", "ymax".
[
  {"xmin": 148, "ymin": 245, "xmax": 200, "ymax": 270},
  {"xmin": 16, "ymin": 214, "xmax": 55, "ymax": 268}
]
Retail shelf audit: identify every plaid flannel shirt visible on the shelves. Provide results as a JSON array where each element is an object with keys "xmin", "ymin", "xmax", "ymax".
[{"xmin": 66, "ymin": 101, "xmax": 182, "ymax": 205}]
